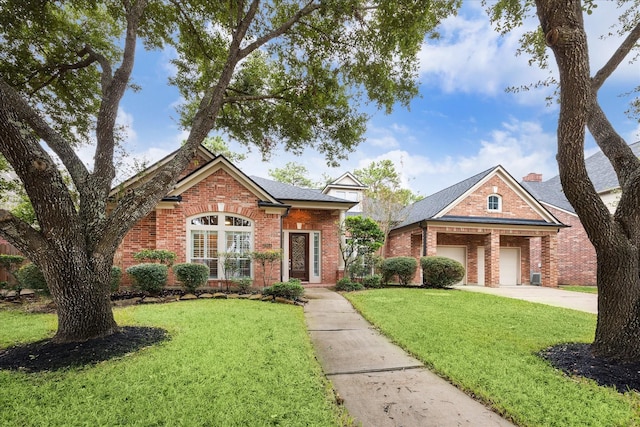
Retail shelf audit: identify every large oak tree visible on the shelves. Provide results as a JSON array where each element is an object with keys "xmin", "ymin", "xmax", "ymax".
[
  {"xmin": 490, "ymin": 0, "xmax": 640, "ymax": 362},
  {"xmin": 0, "ymin": 0, "xmax": 459, "ymax": 343}
]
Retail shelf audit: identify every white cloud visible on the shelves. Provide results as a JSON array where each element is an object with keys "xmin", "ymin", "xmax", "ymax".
[
  {"xmin": 418, "ymin": 3, "xmax": 636, "ymax": 106},
  {"xmin": 418, "ymin": 11, "xmax": 552, "ymax": 105},
  {"xmin": 360, "ymin": 118, "xmax": 560, "ymax": 197}
]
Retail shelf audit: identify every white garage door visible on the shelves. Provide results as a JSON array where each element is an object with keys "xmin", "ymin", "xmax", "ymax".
[
  {"xmin": 499, "ymin": 248, "xmax": 520, "ymax": 286},
  {"xmin": 436, "ymin": 246, "xmax": 467, "ymax": 285}
]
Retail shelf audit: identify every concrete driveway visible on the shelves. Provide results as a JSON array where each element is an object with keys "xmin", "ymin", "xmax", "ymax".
[{"xmin": 454, "ymin": 285, "xmax": 598, "ymax": 314}]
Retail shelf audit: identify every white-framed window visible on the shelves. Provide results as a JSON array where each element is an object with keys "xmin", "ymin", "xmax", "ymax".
[
  {"xmin": 487, "ymin": 194, "xmax": 502, "ymax": 212},
  {"xmin": 187, "ymin": 213, "xmax": 253, "ymax": 279}
]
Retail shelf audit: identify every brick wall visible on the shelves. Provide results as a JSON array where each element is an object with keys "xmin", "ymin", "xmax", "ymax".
[
  {"xmin": 529, "ymin": 206, "xmax": 596, "ymax": 285},
  {"xmin": 447, "ymin": 175, "xmax": 542, "ymax": 220},
  {"xmin": 117, "ymin": 168, "xmax": 284, "ymax": 288}
]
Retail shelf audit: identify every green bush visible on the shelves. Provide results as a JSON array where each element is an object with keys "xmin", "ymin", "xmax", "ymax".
[
  {"xmin": 335, "ymin": 277, "xmax": 364, "ymax": 292},
  {"xmin": 380, "ymin": 257, "xmax": 418, "ymax": 285},
  {"xmin": 233, "ymin": 277, "xmax": 253, "ymax": 294},
  {"xmin": 362, "ymin": 274, "xmax": 382, "ymax": 289},
  {"xmin": 263, "ymin": 279, "xmax": 304, "ymax": 300},
  {"xmin": 421, "ymin": 256, "xmax": 465, "ymax": 288},
  {"xmin": 126, "ymin": 263, "xmax": 168, "ymax": 295},
  {"xmin": 110, "ymin": 266, "xmax": 123, "ymax": 292},
  {"xmin": 14, "ymin": 263, "xmax": 47, "ymax": 293},
  {"xmin": 172, "ymin": 263, "xmax": 209, "ymax": 293},
  {"xmin": 133, "ymin": 249, "xmax": 176, "ymax": 265}
]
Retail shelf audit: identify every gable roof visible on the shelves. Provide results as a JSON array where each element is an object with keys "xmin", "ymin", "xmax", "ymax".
[
  {"xmin": 521, "ymin": 141, "xmax": 640, "ymax": 214},
  {"xmin": 110, "ymin": 143, "xmax": 356, "ymax": 210},
  {"xmin": 109, "ymin": 145, "xmax": 216, "ymax": 197},
  {"xmin": 394, "ymin": 167, "xmax": 494, "ymax": 228},
  {"xmin": 321, "ymin": 172, "xmax": 366, "ymax": 193},
  {"xmin": 393, "ymin": 165, "xmax": 562, "ymax": 230}
]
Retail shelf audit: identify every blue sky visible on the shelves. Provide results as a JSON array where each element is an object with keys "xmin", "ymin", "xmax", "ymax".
[{"xmin": 84, "ymin": 2, "xmax": 640, "ymax": 197}]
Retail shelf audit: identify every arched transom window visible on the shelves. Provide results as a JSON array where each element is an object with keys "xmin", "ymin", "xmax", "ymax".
[
  {"xmin": 187, "ymin": 213, "xmax": 253, "ymax": 279},
  {"xmin": 487, "ymin": 194, "xmax": 502, "ymax": 212}
]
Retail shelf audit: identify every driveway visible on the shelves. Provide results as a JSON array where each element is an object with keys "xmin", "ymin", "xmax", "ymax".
[{"xmin": 454, "ymin": 285, "xmax": 598, "ymax": 314}]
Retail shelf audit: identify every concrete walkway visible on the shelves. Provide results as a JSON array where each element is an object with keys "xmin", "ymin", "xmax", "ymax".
[
  {"xmin": 454, "ymin": 285, "xmax": 598, "ymax": 314},
  {"xmin": 304, "ymin": 288, "xmax": 515, "ymax": 427}
]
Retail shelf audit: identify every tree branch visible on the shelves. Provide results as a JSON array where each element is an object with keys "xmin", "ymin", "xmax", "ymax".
[
  {"xmin": 0, "ymin": 78, "xmax": 88, "ymax": 187},
  {"xmin": 591, "ymin": 22, "xmax": 640, "ymax": 92},
  {"xmin": 238, "ymin": 0, "xmax": 322, "ymax": 60},
  {"xmin": 0, "ymin": 209, "xmax": 48, "ymax": 261},
  {"xmin": 28, "ymin": 46, "xmax": 101, "ymax": 95},
  {"xmin": 93, "ymin": 0, "xmax": 148, "ymax": 190}
]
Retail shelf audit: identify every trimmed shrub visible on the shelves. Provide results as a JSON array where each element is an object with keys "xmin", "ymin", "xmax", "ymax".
[
  {"xmin": 263, "ymin": 279, "xmax": 304, "ymax": 300},
  {"xmin": 362, "ymin": 274, "xmax": 382, "ymax": 289},
  {"xmin": 380, "ymin": 257, "xmax": 418, "ymax": 285},
  {"xmin": 335, "ymin": 277, "xmax": 364, "ymax": 292},
  {"xmin": 126, "ymin": 263, "xmax": 168, "ymax": 295},
  {"xmin": 14, "ymin": 263, "xmax": 47, "ymax": 293},
  {"xmin": 133, "ymin": 249, "xmax": 176, "ymax": 266},
  {"xmin": 110, "ymin": 266, "xmax": 123, "ymax": 292},
  {"xmin": 173, "ymin": 263, "xmax": 209, "ymax": 293},
  {"xmin": 421, "ymin": 256, "xmax": 465, "ymax": 288}
]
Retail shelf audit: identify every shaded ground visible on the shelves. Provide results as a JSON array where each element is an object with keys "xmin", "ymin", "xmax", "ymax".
[
  {"xmin": 540, "ymin": 343, "xmax": 640, "ymax": 393},
  {"xmin": 0, "ymin": 326, "xmax": 168, "ymax": 373}
]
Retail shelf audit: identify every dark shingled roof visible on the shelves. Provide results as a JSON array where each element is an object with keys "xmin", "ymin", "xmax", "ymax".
[
  {"xmin": 250, "ymin": 176, "xmax": 353, "ymax": 203},
  {"xmin": 521, "ymin": 141, "xmax": 640, "ymax": 214},
  {"xmin": 393, "ymin": 167, "xmax": 496, "ymax": 229},
  {"xmin": 434, "ymin": 216, "xmax": 562, "ymax": 227}
]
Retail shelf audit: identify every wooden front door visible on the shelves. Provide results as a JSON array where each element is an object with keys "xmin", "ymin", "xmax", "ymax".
[{"xmin": 289, "ymin": 233, "xmax": 309, "ymax": 281}]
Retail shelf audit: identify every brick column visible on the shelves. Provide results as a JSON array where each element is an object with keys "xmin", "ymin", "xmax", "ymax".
[
  {"xmin": 541, "ymin": 234, "xmax": 558, "ymax": 287},
  {"xmin": 484, "ymin": 231, "xmax": 500, "ymax": 287},
  {"xmin": 425, "ymin": 227, "xmax": 437, "ymax": 256}
]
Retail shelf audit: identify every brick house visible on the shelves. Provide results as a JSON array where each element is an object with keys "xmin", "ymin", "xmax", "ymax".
[
  {"xmin": 113, "ymin": 146, "xmax": 356, "ymax": 288},
  {"xmin": 0, "ymin": 146, "xmax": 568, "ymax": 289},
  {"xmin": 521, "ymin": 141, "xmax": 640, "ymax": 286},
  {"xmin": 385, "ymin": 165, "xmax": 565, "ymax": 287}
]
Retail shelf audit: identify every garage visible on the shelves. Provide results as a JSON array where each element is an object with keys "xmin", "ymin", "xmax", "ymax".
[
  {"xmin": 499, "ymin": 247, "xmax": 520, "ymax": 285},
  {"xmin": 436, "ymin": 246, "xmax": 467, "ymax": 285}
]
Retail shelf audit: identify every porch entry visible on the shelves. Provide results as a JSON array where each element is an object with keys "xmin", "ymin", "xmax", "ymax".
[{"xmin": 289, "ymin": 233, "xmax": 309, "ymax": 281}]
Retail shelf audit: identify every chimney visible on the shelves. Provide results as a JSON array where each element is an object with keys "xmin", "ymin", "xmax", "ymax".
[{"xmin": 523, "ymin": 173, "xmax": 542, "ymax": 182}]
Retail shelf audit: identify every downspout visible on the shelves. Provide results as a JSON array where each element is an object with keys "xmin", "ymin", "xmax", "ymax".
[
  {"xmin": 420, "ymin": 221, "xmax": 428, "ymax": 285},
  {"xmin": 280, "ymin": 207, "xmax": 290, "ymax": 282}
]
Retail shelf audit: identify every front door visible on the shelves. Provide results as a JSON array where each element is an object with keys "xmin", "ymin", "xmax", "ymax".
[{"xmin": 289, "ymin": 233, "xmax": 309, "ymax": 281}]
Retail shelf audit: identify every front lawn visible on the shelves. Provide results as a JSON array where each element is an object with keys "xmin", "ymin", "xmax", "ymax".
[
  {"xmin": 559, "ymin": 285, "xmax": 598, "ymax": 294},
  {"xmin": 345, "ymin": 288, "xmax": 640, "ymax": 427},
  {"xmin": 0, "ymin": 300, "xmax": 346, "ymax": 426}
]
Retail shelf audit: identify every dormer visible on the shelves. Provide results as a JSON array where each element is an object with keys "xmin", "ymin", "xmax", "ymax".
[{"xmin": 322, "ymin": 172, "xmax": 367, "ymax": 212}]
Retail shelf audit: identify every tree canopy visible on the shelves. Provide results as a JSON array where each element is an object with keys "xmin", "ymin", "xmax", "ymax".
[
  {"xmin": 268, "ymin": 162, "xmax": 318, "ymax": 188},
  {"xmin": 0, "ymin": 0, "xmax": 460, "ymax": 343}
]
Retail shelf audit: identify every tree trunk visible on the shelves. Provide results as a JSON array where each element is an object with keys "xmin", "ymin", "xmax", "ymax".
[
  {"xmin": 593, "ymin": 241, "xmax": 640, "ymax": 361},
  {"xmin": 41, "ymin": 254, "xmax": 118, "ymax": 343},
  {"xmin": 535, "ymin": 0, "xmax": 640, "ymax": 362}
]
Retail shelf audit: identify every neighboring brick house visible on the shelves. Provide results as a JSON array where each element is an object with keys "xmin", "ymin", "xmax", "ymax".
[
  {"xmin": 113, "ymin": 146, "xmax": 355, "ymax": 288},
  {"xmin": 521, "ymin": 141, "xmax": 640, "ymax": 286},
  {"xmin": 385, "ymin": 166, "xmax": 565, "ymax": 287}
]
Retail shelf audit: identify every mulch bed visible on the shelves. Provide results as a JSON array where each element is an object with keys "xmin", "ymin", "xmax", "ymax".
[
  {"xmin": 0, "ymin": 326, "xmax": 168, "ymax": 373},
  {"xmin": 540, "ymin": 343, "xmax": 640, "ymax": 393}
]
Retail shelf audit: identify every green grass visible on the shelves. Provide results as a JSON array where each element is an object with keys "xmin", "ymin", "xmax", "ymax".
[
  {"xmin": 0, "ymin": 300, "xmax": 346, "ymax": 426},
  {"xmin": 559, "ymin": 285, "xmax": 598, "ymax": 294},
  {"xmin": 344, "ymin": 288, "xmax": 640, "ymax": 427}
]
